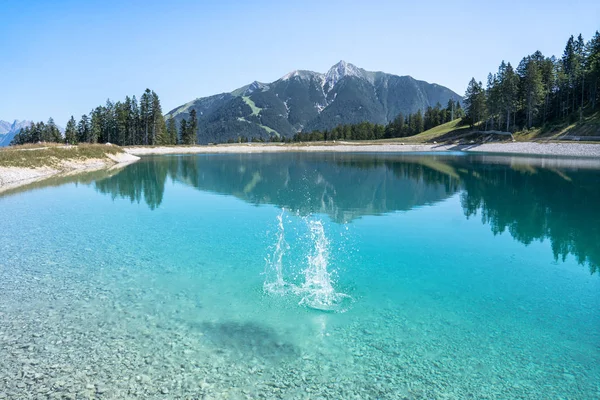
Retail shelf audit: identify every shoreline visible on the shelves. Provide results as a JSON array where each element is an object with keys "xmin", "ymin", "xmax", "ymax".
[
  {"xmin": 125, "ymin": 141, "xmax": 600, "ymax": 158},
  {"xmin": 2, "ymin": 141, "xmax": 600, "ymax": 194},
  {"xmin": 0, "ymin": 152, "xmax": 139, "ymax": 194}
]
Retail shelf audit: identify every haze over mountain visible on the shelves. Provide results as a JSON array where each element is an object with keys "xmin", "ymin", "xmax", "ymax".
[
  {"xmin": 0, "ymin": 120, "xmax": 32, "ymax": 147},
  {"xmin": 166, "ymin": 61, "xmax": 462, "ymax": 144}
]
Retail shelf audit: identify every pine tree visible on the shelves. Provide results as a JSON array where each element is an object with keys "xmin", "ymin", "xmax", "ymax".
[
  {"xmin": 386, "ymin": 112, "xmax": 404, "ymax": 138},
  {"xmin": 464, "ymin": 78, "xmax": 486, "ymax": 127},
  {"xmin": 485, "ymin": 73, "xmax": 500, "ymax": 130},
  {"xmin": 574, "ymin": 34, "xmax": 587, "ymax": 121},
  {"xmin": 151, "ymin": 91, "xmax": 168, "ymax": 145},
  {"xmin": 10, "ymin": 126, "xmax": 28, "ymax": 145},
  {"xmin": 29, "ymin": 122, "xmax": 42, "ymax": 143},
  {"xmin": 167, "ymin": 118, "xmax": 177, "ymax": 145},
  {"xmin": 424, "ymin": 106, "xmax": 434, "ymax": 130},
  {"xmin": 455, "ymin": 101, "xmax": 464, "ymax": 119},
  {"xmin": 562, "ymin": 36, "xmax": 578, "ymax": 116},
  {"xmin": 414, "ymin": 110, "xmax": 424, "ymax": 133},
  {"xmin": 185, "ymin": 109, "xmax": 198, "ymax": 145},
  {"xmin": 103, "ymin": 99, "xmax": 115, "ymax": 143},
  {"xmin": 519, "ymin": 56, "xmax": 545, "ymax": 128},
  {"xmin": 131, "ymin": 95, "xmax": 141, "ymax": 145},
  {"xmin": 587, "ymin": 31, "xmax": 600, "ymax": 110},
  {"xmin": 90, "ymin": 107, "xmax": 103, "ymax": 143},
  {"xmin": 43, "ymin": 118, "xmax": 61, "ymax": 142},
  {"xmin": 179, "ymin": 118, "xmax": 188, "ymax": 145},
  {"xmin": 497, "ymin": 62, "xmax": 519, "ymax": 131},
  {"xmin": 446, "ymin": 99, "xmax": 455, "ymax": 121},
  {"xmin": 140, "ymin": 89, "xmax": 153, "ymax": 145},
  {"xmin": 65, "ymin": 116, "xmax": 78, "ymax": 144},
  {"xmin": 114, "ymin": 100, "xmax": 128, "ymax": 145},
  {"xmin": 77, "ymin": 115, "xmax": 90, "ymax": 143}
]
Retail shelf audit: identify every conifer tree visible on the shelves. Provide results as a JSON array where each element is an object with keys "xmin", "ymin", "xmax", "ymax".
[
  {"xmin": 90, "ymin": 107, "xmax": 103, "ymax": 143},
  {"xmin": 185, "ymin": 109, "xmax": 198, "ymax": 145},
  {"xmin": 587, "ymin": 31, "xmax": 600, "ymax": 110},
  {"xmin": 518, "ymin": 56, "xmax": 545, "ymax": 128},
  {"xmin": 43, "ymin": 118, "xmax": 62, "ymax": 142},
  {"xmin": 65, "ymin": 116, "xmax": 78, "ymax": 144},
  {"xmin": 151, "ymin": 91, "xmax": 167, "ymax": 145},
  {"xmin": 414, "ymin": 110, "xmax": 424, "ymax": 133},
  {"xmin": 562, "ymin": 36, "xmax": 578, "ymax": 116},
  {"xmin": 167, "ymin": 118, "xmax": 177, "ymax": 144},
  {"xmin": 179, "ymin": 118, "xmax": 188, "ymax": 145},
  {"xmin": 77, "ymin": 114, "xmax": 90, "ymax": 143},
  {"xmin": 131, "ymin": 95, "xmax": 141, "ymax": 145},
  {"xmin": 103, "ymin": 100, "xmax": 115, "ymax": 143},
  {"xmin": 464, "ymin": 78, "xmax": 486, "ymax": 127},
  {"xmin": 446, "ymin": 99, "xmax": 456, "ymax": 121},
  {"xmin": 140, "ymin": 89, "xmax": 153, "ymax": 145},
  {"xmin": 485, "ymin": 73, "xmax": 499, "ymax": 130}
]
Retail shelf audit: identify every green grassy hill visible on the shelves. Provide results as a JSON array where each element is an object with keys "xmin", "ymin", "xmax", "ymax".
[
  {"xmin": 389, "ymin": 113, "xmax": 600, "ymax": 144},
  {"xmin": 404, "ymin": 119, "xmax": 470, "ymax": 142},
  {"xmin": 515, "ymin": 112, "xmax": 600, "ymax": 141}
]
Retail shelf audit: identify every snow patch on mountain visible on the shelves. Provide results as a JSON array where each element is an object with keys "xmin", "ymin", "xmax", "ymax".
[
  {"xmin": 283, "ymin": 100, "xmax": 290, "ymax": 116},
  {"xmin": 245, "ymin": 81, "xmax": 269, "ymax": 94},
  {"xmin": 280, "ymin": 70, "xmax": 324, "ymax": 82},
  {"xmin": 325, "ymin": 60, "xmax": 365, "ymax": 89}
]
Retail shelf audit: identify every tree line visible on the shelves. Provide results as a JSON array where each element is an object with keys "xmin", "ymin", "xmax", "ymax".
[
  {"xmin": 293, "ymin": 100, "xmax": 463, "ymax": 142},
  {"xmin": 10, "ymin": 118, "xmax": 63, "ymax": 144},
  {"xmin": 11, "ymin": 89, "xmax": 198, "ymax": 146},
  {"xmin": 15, "ymin": 31, "xmax": 598, "ymax": 146},
  {"xmin": 463, "ymin": 31, "xmax": 600, "ymax": 131}
]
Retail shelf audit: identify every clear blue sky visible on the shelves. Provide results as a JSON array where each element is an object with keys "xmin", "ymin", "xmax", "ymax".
[{"xmin": 1, "ymin": 0, "xmax": 599, "ymax": 126}]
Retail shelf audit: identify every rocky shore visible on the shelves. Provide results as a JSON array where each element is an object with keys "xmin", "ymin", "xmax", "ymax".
[
  {"xmin": 2, "ymin": 141, "xmax": 599, "ymax": 194},
  {"xmin": 0, "ymin": 151, "xmax": 139, "ymax": 194},
  {"xmin": 125, "ymin": 141, "xmax": 600, "ymax": 158}
]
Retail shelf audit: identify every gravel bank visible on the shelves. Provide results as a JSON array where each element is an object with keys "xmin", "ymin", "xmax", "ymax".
[
  {"xmin": 455, "ymin": 142, "xmax": 600, "ymax": 157},
  {"xmin": 0, "ymin": 152, "xmax": 139, "ymax": 193},
  {"xmin": 125, "ymin": 142, "xmax": 600, "ymax": 158}
]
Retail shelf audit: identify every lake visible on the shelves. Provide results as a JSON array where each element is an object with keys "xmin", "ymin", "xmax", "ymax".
[{"xmin": 0, "ymin": 152, "xmax": 598, "ymax": 399}]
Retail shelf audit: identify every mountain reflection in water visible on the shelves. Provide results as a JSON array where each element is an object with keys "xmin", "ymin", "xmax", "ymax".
[{"xmin": 91, "ymin": 153, "xmax": 600, "ymax": 274}]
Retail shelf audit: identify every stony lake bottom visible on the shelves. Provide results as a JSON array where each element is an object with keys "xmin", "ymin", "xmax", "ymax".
[{"xmin": 0, "ymin": 152, "xmax": 598, "ymax": 399}]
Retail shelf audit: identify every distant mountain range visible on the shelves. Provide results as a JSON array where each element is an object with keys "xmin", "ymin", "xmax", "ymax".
[
  {"xmin": 166, "ymin": 61, "xmax": 462, "ymax": 143},
  {"xmin": 0, "ymin": 120, "xmax": 32, "ymax": 147}
]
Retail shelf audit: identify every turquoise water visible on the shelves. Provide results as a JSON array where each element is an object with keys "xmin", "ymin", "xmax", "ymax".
[{"xmin": 0, "ymin": 152, "xmax": 599, "ymax": 399}]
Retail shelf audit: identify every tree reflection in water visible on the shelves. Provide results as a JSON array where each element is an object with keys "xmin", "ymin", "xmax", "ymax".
[{"xmin": 92, "ymin": 153, "xmax": 600, "ymax": 274}]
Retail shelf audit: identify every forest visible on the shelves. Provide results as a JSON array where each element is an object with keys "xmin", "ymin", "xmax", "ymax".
[
  {"xmin": 291, "ymin": 100, "xmax": 463, "ymax": 142},
  {"xmin": 11, "ymin": 89, "xmax": 198, "ymax": 146},
  {"xmin": 463, "ymin": 31, "xmax": 600, "ymax": 131}
]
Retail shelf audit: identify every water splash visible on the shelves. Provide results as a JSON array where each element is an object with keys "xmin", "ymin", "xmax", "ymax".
[
  {"xmin": 264, "ymin": 209, "xmax": 289, "ymax": 295},
  {"xmin": 295, "ymin": 220, "xmax": 352, "ymax": 312},
  {"xmin": 264, "ymin": 211, "xmax": 353, "ymax": 312}
]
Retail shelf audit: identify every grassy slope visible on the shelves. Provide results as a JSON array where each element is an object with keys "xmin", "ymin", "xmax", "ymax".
[
  {"xmin": 242, "ymin": 96, "xmax": 261, "ymax": 116},
  {"xmin": 514, "ymin": 112, "xmax": 600, "ymax": 141},
  {"xmin": 403, "ymin": 119, "xmax": 469, "ymax": 142},
  {"xmin": 378, "ymin": 113, "xmax": 600, "ymax": 144},
  {"xmin": 240, "ymin": 96, "xmax": 281, "ymax": 137},
  {"xmin": 361, "ymin": 119, "xmax": 469, "ymax": 144},
  {"xmin": 0, "ymin": 144, "xmax": 123, "ymax": 168},
  {"xmin": 381, "ymin": 114, "xmax": 600, "ymax": 144}
]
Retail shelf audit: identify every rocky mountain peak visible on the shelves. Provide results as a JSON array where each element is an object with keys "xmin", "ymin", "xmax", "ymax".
[{"xmin": 325, "ymin": 60, "xmax": 364, "ymax": 88}]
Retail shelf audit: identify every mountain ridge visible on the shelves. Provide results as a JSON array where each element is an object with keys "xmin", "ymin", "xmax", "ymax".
[
  {"xmin": 0, "ymin": 120, "xmax": 33, "ymax": 147},
  {"xmin": 166, "ymin": 61, "xmax": 462, "ymax": 144}
]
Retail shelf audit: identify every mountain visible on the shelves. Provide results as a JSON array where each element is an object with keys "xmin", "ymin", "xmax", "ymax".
[
  {"xmin": 0, "ymin": 120, "xmax": 32, "ymax": 147},
  {"xmin": 166, "ymin": 61, "xmax": 462, "ymax": 144}
]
